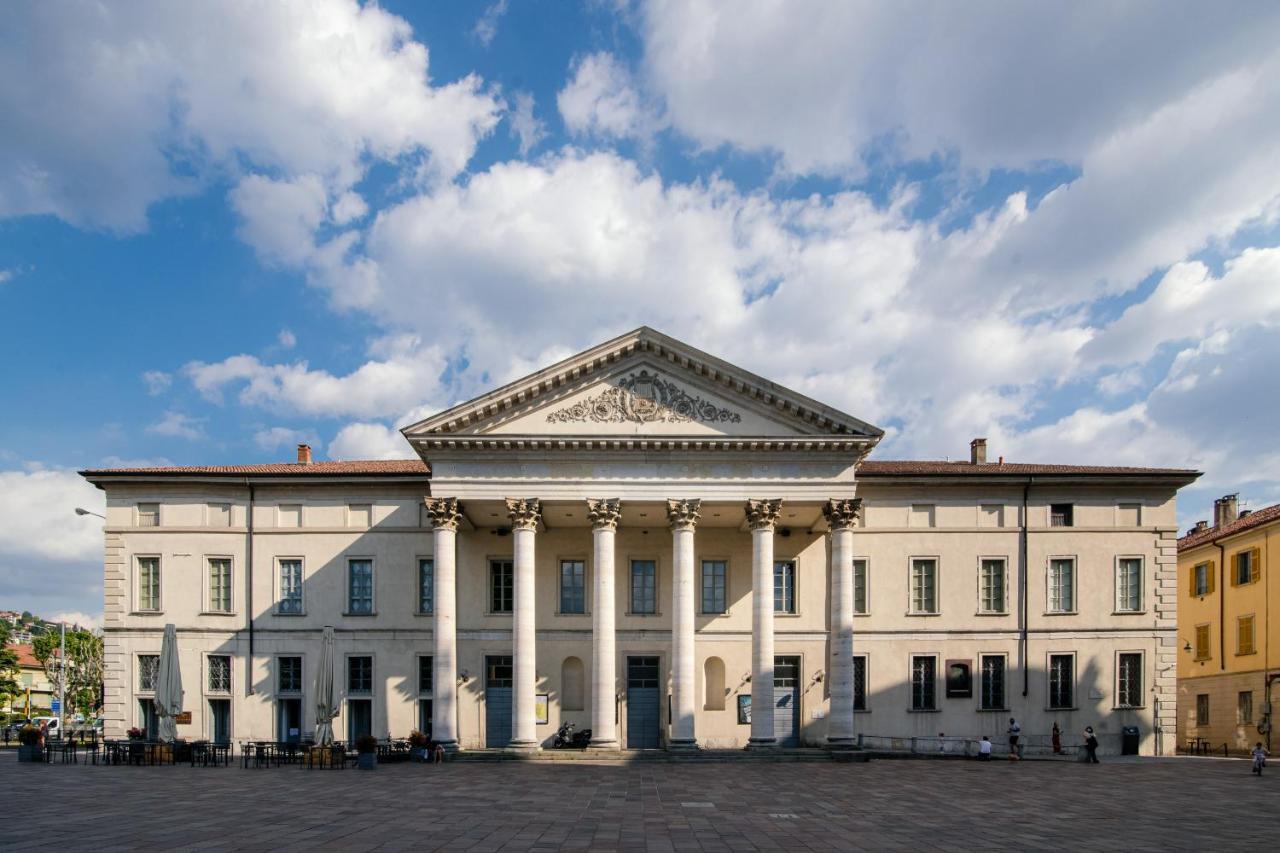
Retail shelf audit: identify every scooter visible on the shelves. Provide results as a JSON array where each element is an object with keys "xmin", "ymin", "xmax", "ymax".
[{"xmin": 553, "ymin": 721, "xmax": 593, "ymax": 749}]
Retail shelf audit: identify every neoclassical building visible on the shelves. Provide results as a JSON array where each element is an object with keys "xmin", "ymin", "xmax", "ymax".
[{"xmin": 83, "ymin": 328, "xmax": 1197, "ymax": 753}]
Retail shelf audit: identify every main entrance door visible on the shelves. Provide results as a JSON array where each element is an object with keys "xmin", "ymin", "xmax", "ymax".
[
  {"xmin": 486, "ymin": 655, "xmax": 513, "ymax": 748},
  {"xmin": 209, "ymin": 699, "xmax": 231, "ymax": 744},
  {"xmin": 277, "ymin": 698, "xmax": 302, "ymax": 743},
  {"xmin": 626, "ymin": 656, "xmax": 661, "ymax": 749},
  {"xmin": 773, "ymin": 656, "xmax": 801, "ymax": 747}
]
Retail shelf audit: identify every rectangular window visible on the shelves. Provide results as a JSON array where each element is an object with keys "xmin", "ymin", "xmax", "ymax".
[
  {"xmin": 909, "ymin": 504, "xmax": 935, "ymax": 528},
  {"xmin": 979, "ymin": 558, "xmax": 1006, "ymax": 613},
  {"xmin": 418, "ymin": 656, "xmax": 433, "ymax": 694},
  {"xmin": 560, "ymin": 559, "xmax": 586, "ymax": 614},
  {"xmin": 1116, "ymin": 503, "xmax": 1141, "ymax": 526},
  {"xmin": 1047, "ymin": 654, "xmax": 1074, "ymax": 709},
  {"xmin": 1196, "ymin": 693, "xmax": 1210, "ymax": 726},
  {"xmin": 1193, "ymin": 562, "xmax": 1213, "ymax": 597},
  {"xmin": 1116, "ymin": 557, "xmax": 1142, "ymax": 612},
  {"xmin": 347, "ymin": 656, "xmax": 373, "ymax": 694},
  {"xmin": 1117, "ymin": 652, "xmax": 1143, "ymax": 708},
  {"xmin": 980, "ymin": 655, "xmax": 1006, "ymax": 710},
  {"xmin": 1237, "ymin": 615, "xmax": 1256, "ymax": 655},
  {"xmin": 773, "ymin": 560, "xmax": 796, "ymax": 614},
  {"xmin": 138, "ymin": 654, "xmax": 159, "ymax": 692},
  {"xmin": 137, "ymin": 503, "xmax": 159, "ymax": 527},
  {"xmin": 630, "ymin": 560, "xmax": 656, "ymax": 614},
  {"xmin": 278, "ymin": 559, "xmax": 303, "ymax": 614},
  {"xmin": 347, "ymin": 559, "xmax": 373, "ymax": 614},
  {"xmin": 701, "ymin": 560, "xmax": 727, "ymax": 614},
  {"xmin": 853, "ymin": 559, "xmax": 868, "ymax": 614},
  {"xmin": 1233, "ymin": 549, "xmax": 1260, "ymax": 586},
  {"xmin": 277, "ymin": 504, "xmax": 301, "ymax": 528},
  {"xmin": 1049, "ymin": 503, "xmax": 1073, "ymax": 527},
  {"xmin": 1195, "ymin": 624, "xmax": 1212, "ymax": 661},
  {"xmin": 910, "ymin": 656, "xmax": 936, "ymax": 711},
  {"xmin": 348, "ymin": 504, "xmax": 372, "ymax": 528},
  {"xmin": 418, "ymin": 559, "xmax": 434, "ymax": 615},
  {"xmin": 207, "ymin": 655, "xmax": 231, "ymax": 693},
  {"xmin": 910, "ymin": 558, "xmax": 938, "ymax": 614},
  {"xmin": 1239, "ymin": 691, "xmax": 1253, "ymax": 725},
  {"xmin": 277, "ymin": 657, "xmax": 302, "ymax": 694},
  {"xmin": 1048, "ymin": 558, "xmax": 1075, "ymax": 612},
  {"xmin": 208, "ymin": 558, "xmax": 232, "ymax": 612},
  {"xmin": 490, "ymin": 559, "xmax": 514, "ymax": 613},
  {"xmin": 852, "ymin": 655, "xmax": 867, "ymax": 711},
  {"xmin": 137, "ymin": 556, "xmax": 161, "ymax": 612}
]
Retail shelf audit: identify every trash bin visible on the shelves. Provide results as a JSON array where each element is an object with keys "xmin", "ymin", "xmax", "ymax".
[{"xmin": 1121, "ymin": 725, "xmax": 1140, "ymax": 755}]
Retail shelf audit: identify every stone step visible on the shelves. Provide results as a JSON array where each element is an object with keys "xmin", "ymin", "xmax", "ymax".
[{"xmin": 450, "ymin": 748, "xmax": 858, "ymax": 763}]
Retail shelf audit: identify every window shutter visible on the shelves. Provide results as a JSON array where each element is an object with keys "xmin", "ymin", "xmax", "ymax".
[
  {"xmin": 1230, "ymin": 554, "xmax": 1239, "ymax": 587},
  {"xmin": 1189, "ymin": 566, "xmax": 1197, "ymax": 596},
  {"xmin": 1207, "ymin": 560, "xmax": 1215, "ymax": 594},
  {"xmin": 1250, "ymin": 549, "xmax": 1261, "ymax": 583}
]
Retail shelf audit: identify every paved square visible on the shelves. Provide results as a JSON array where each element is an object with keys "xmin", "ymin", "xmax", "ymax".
[{"xmin": 2, "ymin": 755, "xmax": 1271, "ymax": 851}]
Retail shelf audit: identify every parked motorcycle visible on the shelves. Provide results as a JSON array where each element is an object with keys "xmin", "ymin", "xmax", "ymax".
[{"xmin": 553, "ymin": 721, "xmax": 593, "ymax": 749}]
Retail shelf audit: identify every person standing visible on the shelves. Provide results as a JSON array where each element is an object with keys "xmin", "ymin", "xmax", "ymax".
[
  {"xmin": 1084, "ymin": 726, "xmax": 1100, "ymax": 763},
  {"xmin": 1051, "ymin": 722, "xmax": 1062, "ymax": 754},
  {"xmin": 1007, "ymin": 718, "xmax": 1022, "ymax": 760}
]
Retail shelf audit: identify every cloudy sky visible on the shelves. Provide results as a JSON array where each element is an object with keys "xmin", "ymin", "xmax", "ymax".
[{"xmin": 3, "ymin": 0, "xmax": 1279, "ymax": 621}]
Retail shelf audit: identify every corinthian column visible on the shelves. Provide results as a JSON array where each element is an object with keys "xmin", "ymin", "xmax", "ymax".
[
  {"xmin": 824, "ymin": 498, "xmax": 862, "ymax": 748},
  {"xmin": 746, "ymin": 498, "xmax": 783, "ymax": 749},
  {"xmin": 507, "ymin": 497, "xmax": 542, "ymax": 750},
  {"xmin": 424, "ymin": 497, "xmax": 462, "ymax": 751},
  {"xmin": 667, "ymin": 498, "xmax": 701, "ymax": 750},
  {"xmin": 587, "ymin": 498, "xmax": 621, "ymax": 749}
]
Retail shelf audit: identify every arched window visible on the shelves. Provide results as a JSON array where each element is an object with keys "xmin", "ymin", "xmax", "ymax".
[
  {"xmin": 561, "ymin": 656, "xmax": 585, "ymax": 711},
  {"xmin": 703, "ymin": 656, "xmax": 726, "ymax": 711}
]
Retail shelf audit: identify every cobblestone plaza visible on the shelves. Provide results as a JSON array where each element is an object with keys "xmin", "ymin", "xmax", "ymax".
[{"xmin": 2, "ymin": 756, "xmax": 1270, "ymax": 851}]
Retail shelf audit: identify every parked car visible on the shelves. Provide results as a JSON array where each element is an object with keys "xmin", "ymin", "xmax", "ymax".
[
  {"xmin": 4, "ymin": 719, "xmax": 32, "ymax": 739},
  {"xmin": 30, "ymin": 716, "xmax": 60, "ymax": 737}
]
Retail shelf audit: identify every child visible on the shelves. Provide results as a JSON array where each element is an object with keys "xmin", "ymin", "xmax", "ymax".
[
  {"xmin": 978, "ymin": 736, "xmax": 992, "ymax": 761},
  {"xmin": 1251, "ymin": 742, "xmax": 1267, "ymax": 775}
]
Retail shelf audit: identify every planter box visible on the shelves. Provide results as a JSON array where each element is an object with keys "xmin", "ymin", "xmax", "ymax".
[
  {"xmin": 18, "ymin": 744, "xmax": 43, "ymax": 763},
  {"xmin": 356, "ymin": 752, "xmax": 377, "ymax": 770}
]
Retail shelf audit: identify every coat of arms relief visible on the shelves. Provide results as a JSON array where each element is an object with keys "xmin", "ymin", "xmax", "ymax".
[{"xmin": 545, "ymin": 370, "xmax": 742, "ymax": 425}]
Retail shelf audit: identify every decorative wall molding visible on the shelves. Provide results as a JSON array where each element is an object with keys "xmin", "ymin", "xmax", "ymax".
[{"xmin": 546, "ymin": 370, "xmax": 742, "ymax": 425}]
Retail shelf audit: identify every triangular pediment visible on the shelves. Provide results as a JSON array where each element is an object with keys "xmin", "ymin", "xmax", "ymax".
[{"xmin": 403, "ymin": 327, "xmax": 882, "ymax": 443}]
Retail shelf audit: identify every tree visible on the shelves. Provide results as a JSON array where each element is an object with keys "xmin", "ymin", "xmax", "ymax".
[
  {"xmin": 32, "ymin": 628, "xmax": 103, "ymax": 720},
  {"xmin": 0, "ymin": 646, "xmax": 19, "ymax": 714}
]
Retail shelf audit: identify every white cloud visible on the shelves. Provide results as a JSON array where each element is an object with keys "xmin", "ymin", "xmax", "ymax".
[
  {"xmin": 0, "ymin": 468, "xmax": 104, "ymax": 563},
  {"xmin": 254, "ymin": 427, "xmax": 321, "ymax": 454},
  {"xmin": 50, "ymin": 611, "xmax": 103, "ymax": 631},
  {"xmin": 0, "ymin": 268, "xmax": 13, "ymax": 284},
  {"xmin": 277, "ymin": 329, "xmax": 298, "ymax": 349},
  {"xmin": 146, "ymin": 410, "xmax": 204, "ymax": 440},
  {"xmin": 229, "ymin": 174, "xmax": 328, "ymax": 267},
  {"xmin": 558, "ymin": 52, "xmax": 655, "ymax": 140},
  {"xmin": 509, "ymin": 92, "xmax": 546, "ymax": 156},
  {"xmin": 328, "ymin": 422, "xmax": 415, "ymax": 460},
  {"xmin": 142, "ymin": 370, "xmax": 172, "ymax": 396},
  {"xmin": 0, "ymin": 0, "xmax": 503, "ymax": 232},
  {"xmin": 473, "ymin": 0, "xmax": 508, "ymax": 47}
]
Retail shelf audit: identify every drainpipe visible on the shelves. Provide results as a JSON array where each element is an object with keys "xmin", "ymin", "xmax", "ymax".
[
  {"xmin": 1021, "ymin": 479, "xmax": 1032, "ymax": 697},
  {"xmin": 245, "ymin": 479, "xmax": 256, "ymax": 695},
  {"xmin": 1216, "ymin": 542, "xmax": 1226, "ymax": 673}
]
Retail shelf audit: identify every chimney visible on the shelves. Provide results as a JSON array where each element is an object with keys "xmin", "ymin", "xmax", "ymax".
[
  {"xmin": 970, "ymin": 438, "xmax": 987, "ymax": 465},
  {"xmin": 1239, "ymin": 509, "xmax": 1253, "ymax": 519},
  {"xmin": 296, "ymin": 444, "xmax": 312, "ymax": 465},
  {"xmin": 1192, "ymin": 520, "xmax": 1208, "ymax": 535},
  {"xmin": 1213, "ymin": 494, "xmax": 1238, "ymax": 528}
]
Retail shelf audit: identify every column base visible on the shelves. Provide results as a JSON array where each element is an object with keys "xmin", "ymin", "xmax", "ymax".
[
  {"xmin": 439, "ymin": 740, "xmax": 460, "ymax": 753},
  {"xmin": 666, "ymin": 739, "xmax": 700, "ymax": 752},
  {"xmin": 745, "ymin": 738, "xmax": 778, "ymax": 751},
  {"xmin": 587, "ymin": 739, "xmax": 620, "ymax": 750},
  {"xmin": 506, "ymin": 740, "xmax": 540, "ymax": 753}
]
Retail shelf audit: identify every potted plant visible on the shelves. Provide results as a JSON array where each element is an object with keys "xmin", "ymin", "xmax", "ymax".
[
  {"xmin": 355, "ymin": 734, "xmax": 379, "ymax": 770},
  {"xmin": 17, "ymin": 725, "xmax": 43, "ymax": 763},
  {"xmin": 408, "ymin": 730, "xmax": 429, "ymax": 761},
  {"xmin": 127, "ymin": 727, "xmax": 146, "ymax": 740}
]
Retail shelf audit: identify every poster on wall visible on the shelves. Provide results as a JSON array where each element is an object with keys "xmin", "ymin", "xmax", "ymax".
[
  {"xmin": 536, "ymin": 694, "xmax": 549, "ymax": 724},
  {"xmin": 737, "ymin": 694, "xmax": 751, "ymax": 725}
]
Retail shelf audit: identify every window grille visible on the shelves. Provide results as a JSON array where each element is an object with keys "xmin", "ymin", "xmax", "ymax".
[
  {"xmin": 773, "ymin": 561, "xmax": 796, "ymax": 614},
  {"xmin": 911, "ymin": 656, "xmax": 936, "ymax": 710},
  {"xmin": 1117, "ymin": 653, "xmax": 1143, "ymax": 707},
  {"xmin": 207, "ymin": 655, "xmax": 231, "ymax": 693},
  {"xmin": 279, "ymin": 560, "xmax": 303, "ymax": 614},
  {"xmin": 418, "ymin": 559, "xmax": 434, "ymax": 615},
  {"xmin": 348, "ymin": 560, "xmax": 373, "ymax": 614},
  {"xmin": 278, "ymin": 657, "xmax": 302, "ymax": 694},
  {"xmin": 980, "ymin": 655, "xmax": 1005, "ymax": 710},
  {"xmin": 1048, "ymin": 654, "xmax": 1074, "ymax": 709},
  {"xmin": 138, "ymin": 655, "xmax": 159, "ymax": 692}
]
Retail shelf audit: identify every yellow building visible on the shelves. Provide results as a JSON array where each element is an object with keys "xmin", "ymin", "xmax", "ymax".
[
  {"xmin": 1177, "ymin": 496, "xmax": 1279, "ymax": 754},
  {"xmin": 4, "ymin": 644, "xmax": 55, "ymax": 718}
]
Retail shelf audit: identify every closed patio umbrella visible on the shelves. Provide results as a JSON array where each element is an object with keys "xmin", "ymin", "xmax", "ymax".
[
  {"xmin": 314, "ymin": 625, "xmax": 338, "ymax": 745},
  {"xmin": 153, "ymin": 623, "xmax": 183, "ymax": 742}
]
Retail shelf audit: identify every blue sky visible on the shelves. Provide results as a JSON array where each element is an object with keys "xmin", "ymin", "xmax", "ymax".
[{"xmin": 3, "ymin": 1, "xmax": 1280, "ymax": 622}]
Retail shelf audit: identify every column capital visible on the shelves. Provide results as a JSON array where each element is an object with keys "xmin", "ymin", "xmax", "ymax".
[
  {"xmin": 745, "ymin": 498, "xmax": 783, "ymax": 531},
  {"xmin": 822, "ymin": 498, "xmax": 863, "ymax": 532},
  {"xmin": 424, "ymin": 497, "xmax": 463, "ymax": 531},
  {"xmin": 666, "ymin": 498, "xmax": 702, "ymax": 531},
  {"xmin": 505, "ymin": 498, "xmax": 542, "ymax": 531},
  {"xmin": 587, "ymin": 498, "xmax": 622, "ymax": 531}
]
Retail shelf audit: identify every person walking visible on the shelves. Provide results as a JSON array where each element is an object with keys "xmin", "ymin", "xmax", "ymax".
[
  {"xmin": 1251, "ymin": 742, "xmax": 1267, "ymax": 775},
  {"xmin": 1051, "ymin": 722, "xmax": 1062, "ymax": 754},
  {"xmin": 1084, "ymin": 726, "xmax": 1100, "ymax": 764},
  {"xmin": 1007, "ymin": 718, "xmax": 1022, "ymax": 760}
]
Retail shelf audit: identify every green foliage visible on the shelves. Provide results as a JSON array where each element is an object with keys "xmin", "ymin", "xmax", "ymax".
[
  {"xmin": 31, "ymin": 628, "xmax": 103, "ymax": 720},
  {"xmin": 18, "ymin": 725, "xmax": 41, "ymax": 746},
  {"xmin": 0, "ymin": 647, "xmax": 19, "ymax": 705},
  {"xmin": 355, "ymin": 734, "xmax": 379, "ymax": 754}
]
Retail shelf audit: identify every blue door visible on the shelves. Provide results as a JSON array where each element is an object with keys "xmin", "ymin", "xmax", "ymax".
[
  {"xmin": 773, "ymin": 656, "xmax": 801, "ymax": 747},
  {"xmin": 486, "ymin": 655, "xmax": 513, "ymax": 748},
  {"xmin": 626, "ymin": 656, "xmax": 661, "ymax": 749}
]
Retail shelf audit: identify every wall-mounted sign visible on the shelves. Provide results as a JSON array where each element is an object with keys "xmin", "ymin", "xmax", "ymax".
[
  {"xmin": 174, "ymin": 711, "xmax": 192, "ymax": 724},
  {"xmin": 535, "ymin": 694, "xmax": 549, "ymax": 725},
  {"xmin": 737, "ymin": 694, "xmax": 752, "ymax": 725}
]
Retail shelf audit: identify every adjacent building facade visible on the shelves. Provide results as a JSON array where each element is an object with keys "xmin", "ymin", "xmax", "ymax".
[
  {"xmin": 1177, "ymin": 497, "xmax": 1279, "ymax": 754},
  {"xmin": 83, "ymin": 328, "xmax": 1197, "ymax": 754}
]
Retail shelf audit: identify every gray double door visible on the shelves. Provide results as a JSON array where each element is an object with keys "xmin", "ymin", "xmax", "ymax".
[
  {"xmin": 486, "ymin": 655, "xmax": 513, "ymax": 748},
  {"xmin": 626, "ymin": 656, "xmax": 661, "ymax": 749},
  {"xmin": 773, "ymin": 656, "xmax": 801, "ymax": 747}
]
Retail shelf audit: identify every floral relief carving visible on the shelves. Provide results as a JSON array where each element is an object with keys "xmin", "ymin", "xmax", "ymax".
[
  {"xmin": 587, "ymin": 498, "xmax": 622, "ymax": 530},
  {"xmin": 546, "ymin": 370, "xmax": 742, "ymax": 425},
  {"xmin": 424, "ymin": 497, "xmax": 463, "ymax": 531},
  {"xmin": 822, "ymin": 498, "xmax": 863, "ymax": 531},
  {"xmin": 505, "ymin": 498, "xmax": 542, "ymax": 531}
]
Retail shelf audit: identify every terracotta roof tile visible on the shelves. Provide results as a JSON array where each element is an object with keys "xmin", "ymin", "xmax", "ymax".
[
  {"xmin": 8, "ymin": 644, "xmax": 42, "ymax": 668},
  {"xmin": 857, "ymin": 460, "xmax": 1199, "ymax": 477},
  {"xmin": 1178, "ymin": 502, "xmax": 1280, "ymax": 551},
  {"xmin": 81, "ymin": 459, "xmax": 429, "ymax": 477}
]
